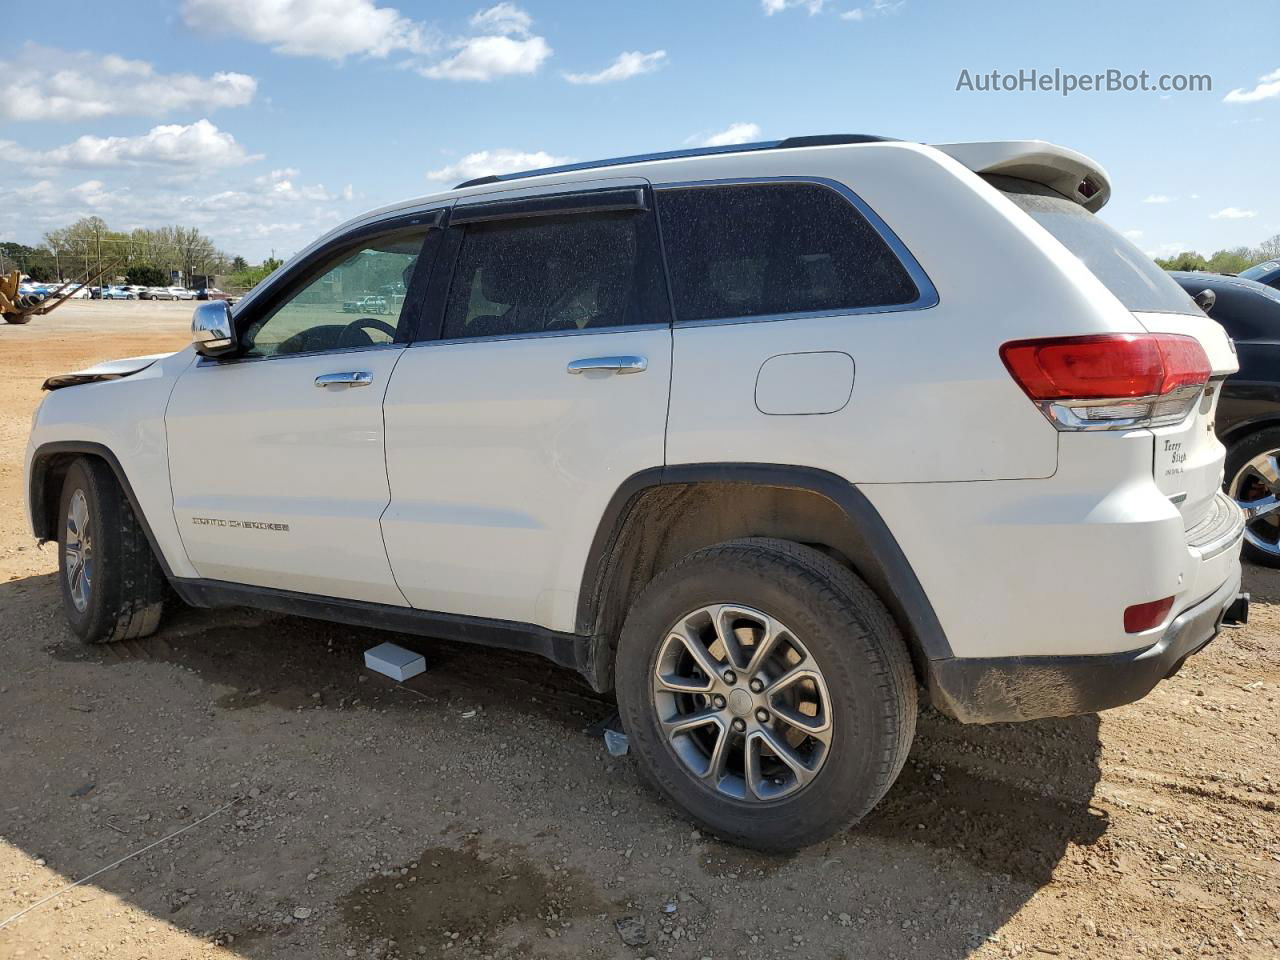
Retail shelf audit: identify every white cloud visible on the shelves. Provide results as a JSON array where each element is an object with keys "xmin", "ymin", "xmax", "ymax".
[
  {"xmin": 425, "ymin": 149, "xmax": 572, "ymax": 186},
  {"xmin": 841, "ymin": 8, "xmax": 865, "ymax": 19},
  {"xmin": 564, "ymin": 50, "xmax": 667, "ymax": 85},
  {"xmin": 1223, "ymin": 67, "xmax": 1280, "ymax": 104},
  {"xmin": 1, "ymin": 120, "xmax": 255, "ymax": 172},
  {"xmin": 0, "ymin": 45, "xmax": 256, "ymax": 121},
  {"xmin": 762, "ymin": 0, "xmax": 825, "ymax": 13},
  {"xmin": 419, "ymin": 34, "xmax": 551, "ymax": 81},
  {"xmin": 692, "ymin": 122, "xmax": 763, "ymax": 147},
  {"xmin": 182, "ymin": 1, "xmax": 549, "ymax": 82},
  {"xmin": 181, "ymin": 0, "xmax": 430, "ymax": 61},
  {"xmin": 1210, "ymin": 207, "xmax": 1258, "ymax": 220},
  {"xmin": 1143, "ymin": 194, "xmax": 1174, "ymax": 204},
  {"xmin": 470, "ymin": 2, "xmax": 532, "ymax": 36}
]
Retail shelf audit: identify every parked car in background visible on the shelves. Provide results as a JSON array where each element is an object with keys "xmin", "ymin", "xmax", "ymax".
[
  {"xmin": 1237, "ymin": 259, "xmax": 1280, "ymax": 291},
  {"xmin": 342, "ymin": 294, "xmax": 388, "ymax": 314},
  {"xmin": 196, "ymin": 287, "xmax": 231, "ymax": 301},
  {"xmin": 1174, "ymin": 271, "xmax": 1280, "ymax": 567},
  {"xmin": 145, "ymin": 287, "xmax": 196, "ymax": 301},
  {"xmin": 100, "ymin": 286, "xmax": 137, "ymax": 300},
  {"xmin": 139, "ymin": 287, "xmax": 164, "ymax": 300}
]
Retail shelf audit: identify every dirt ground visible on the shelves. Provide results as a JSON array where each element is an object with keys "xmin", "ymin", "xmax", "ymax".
[{"xmin": 1, "ymin": 302, "xmax": 1278, "ymax": 960}]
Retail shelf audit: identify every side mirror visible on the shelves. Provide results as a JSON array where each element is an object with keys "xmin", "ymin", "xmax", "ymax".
[
  {"xmin": 1193, "ymin": 288, "xmax": 1216, "ymax": 314},
  {"xmin": 191, "ymin": 300, "xmax": 236, "ymax": 358}
]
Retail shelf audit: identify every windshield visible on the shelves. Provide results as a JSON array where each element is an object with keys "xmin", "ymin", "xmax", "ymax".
[
  {"xmin": 987, "ymin": 175, "xmax": 1197, "ymax": 314},
  {"xmin": 1240, "ymin": 260, "xmax": 1280, "ymax": 282}
]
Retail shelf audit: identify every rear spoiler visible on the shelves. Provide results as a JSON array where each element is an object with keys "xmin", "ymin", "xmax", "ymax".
[{"xmin": 933, "ymin": 140, "xmax": 1111, "ymax": 213}]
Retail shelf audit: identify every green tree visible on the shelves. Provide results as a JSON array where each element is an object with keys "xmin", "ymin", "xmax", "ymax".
[
  {"xmin": 1155, "ymin": 251, "xmax": 1208, "ymax": 272},
  {"xmin": 1206, "ymin": 248, "xmax": 1254, "ymax": 275},
  {"xmin": 230, "ymin": 255, "xmax": 249, "ymax": 272},
  {"xmin": 126, "ymin": 263, "xmax": 168, "ymax": 287}
]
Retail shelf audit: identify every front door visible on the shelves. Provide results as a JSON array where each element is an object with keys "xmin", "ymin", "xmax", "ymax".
[
  {"xmin": 381, "ymin": 184, "xmax": 672, "ymax": 630},
  {"xmin": 166, "ymin": 223, "xmax": 435, "ymax": 605}
]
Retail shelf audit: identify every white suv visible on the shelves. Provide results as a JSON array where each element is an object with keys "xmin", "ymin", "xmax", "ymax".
[{"xmin": 24, "ymin": 135, "xmax": 1249, "ymax": 850}]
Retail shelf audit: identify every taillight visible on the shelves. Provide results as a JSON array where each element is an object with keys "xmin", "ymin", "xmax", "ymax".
[{"xmin": 1000, "ymin": 334, "xmax": 1210, "ymax": 430}]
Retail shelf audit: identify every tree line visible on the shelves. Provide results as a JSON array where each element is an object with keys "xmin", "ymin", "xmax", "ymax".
[
  {"xmin": 0, "ymin": 216, "xmax": 277, "ymax": 290},
  {"xmin": 1152, "ymin": 234, "xmax": 1280, "ymax": 274}
]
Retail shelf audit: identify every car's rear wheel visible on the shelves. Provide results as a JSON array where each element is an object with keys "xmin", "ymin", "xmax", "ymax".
[
  {"xmin": 1226, "ymin": 428, "xmax": 1280, "ymax": 568},
  {"xmin": 58, "ymin": 457, "xmax": 167, "ymax": 643},
  {"xmin": 615, "ymin": 537, "xmax": 917, "ymax": 851}
]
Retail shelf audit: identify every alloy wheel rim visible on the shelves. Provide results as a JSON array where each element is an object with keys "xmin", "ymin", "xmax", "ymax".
[
  {"xmin": 651, "ymin": 603, "xmax": 832, "ymax": 802},
  {"xmin": 65, "ymin": 489, "xmax": 93, "ymax": 612},
  {"xmin": 1229, "ymin": 450, "xmax": 1280, "ymax": 557}
]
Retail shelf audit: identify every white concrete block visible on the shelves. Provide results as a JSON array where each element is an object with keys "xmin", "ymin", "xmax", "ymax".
[{"xmin": 364, "ymin": 642, "xmax": 426, "ymax": 682}]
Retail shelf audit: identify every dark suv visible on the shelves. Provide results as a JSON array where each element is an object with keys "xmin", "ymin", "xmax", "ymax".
[{"xmin": 1174, "ymin": 271, "xmax": 1280, "ymax": 565}]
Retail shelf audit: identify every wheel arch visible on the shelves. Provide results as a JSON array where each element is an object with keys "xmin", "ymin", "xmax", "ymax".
[
  {"xmin": 28, "ymin": 441, "xmax": 175, "ymax": 577},
  {"xmin": 1220, "ymin": 412, "xmax": 1280, "ymax": 450},
  {"xmin": 577, "ymin": 464, "xmax": 952, "ymax": 689}
]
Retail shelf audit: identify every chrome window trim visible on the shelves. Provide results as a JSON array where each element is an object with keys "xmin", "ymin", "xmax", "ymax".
[
  {"xmin": 652, "ymin": 176, "xmax": 939, "ymax": 329},
  {"xmin": 411, "ymin": 322, "xmax": 664, "ymax": 350},
  {"xmin": 195, "ymin": 341, "xmax": 405, "ymax": 368}
]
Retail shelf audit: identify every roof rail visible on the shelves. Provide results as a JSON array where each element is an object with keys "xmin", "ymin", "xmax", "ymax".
[{"xmin": 453, "ymin": 134, "xmax": 898, "ymax": 189}]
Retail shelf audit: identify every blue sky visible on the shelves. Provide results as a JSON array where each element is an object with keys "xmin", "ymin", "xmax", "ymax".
[{"xmin": 1, "ymin": 0, "xmax": 1277, "ymax": 262}]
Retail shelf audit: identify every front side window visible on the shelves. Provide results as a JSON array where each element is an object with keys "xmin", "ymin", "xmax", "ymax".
[
  {"xmin": 440, "ymin": 209, "xmax": 668, "ymax": 340},
  {"xmin": 239, "ymin": 229, "xmax": 428, "ymax": 358},
  {"xmin": 656, "ymin": 182, "xmax": 920, "ymax": 323}
]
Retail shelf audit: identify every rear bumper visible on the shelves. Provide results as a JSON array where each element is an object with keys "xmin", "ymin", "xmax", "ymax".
[{"xmin": 928, "ymin": 569, "xmax": 1246, "ymax": 723}]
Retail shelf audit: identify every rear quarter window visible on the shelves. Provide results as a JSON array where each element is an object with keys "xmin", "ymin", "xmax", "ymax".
[
  {"xmin": 988, "ymin": 175, "xmax": 1196, "ymax": 315},
  {"xmin": 655, "ymin": 182, "xmax": 921, "ymax": 323}
]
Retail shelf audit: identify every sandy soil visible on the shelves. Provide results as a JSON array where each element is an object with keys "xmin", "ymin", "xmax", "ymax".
[{"xmin": 1, "ymin": 302, "xmax": 1277, "ymax": 960}]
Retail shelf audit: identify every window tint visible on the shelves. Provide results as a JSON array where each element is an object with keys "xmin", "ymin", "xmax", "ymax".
[
  {"xmin": 655, "ymin": 182, "xmax": 920, "ymax": 323},
  {"xmin": 989, "ymin": 175, "xmax": 1196, "ymax": 315},
  {"xmin": 240, "ymin": 229, "xmax": 428, "ymax": 358},
  {"xmin": 441, "ymin": 209, "xmax": 667, "ymax": 340}
]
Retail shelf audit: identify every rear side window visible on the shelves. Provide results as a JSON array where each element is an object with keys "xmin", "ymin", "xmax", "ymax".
[
  {"xmin": 655, "ymin": 182, "xmax": 920, "ymax": 323},
  {"xmin": 989, "ymin": 175, "xmax": 1197, "ymax": 315},
  {"xmin": 441, "ymin": 209, "xmax": 668, "ymax": 340}
]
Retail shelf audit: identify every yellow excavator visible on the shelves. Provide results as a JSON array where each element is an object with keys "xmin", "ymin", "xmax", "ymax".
[{"xmin": 1, "ymin": 262, "xmax": 119, "ymax": 325}]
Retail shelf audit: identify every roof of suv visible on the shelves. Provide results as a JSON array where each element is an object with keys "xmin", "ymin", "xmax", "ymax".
[{"xmin": 449, "ymin": 135, "xmax": 1112, "ymax": 213}]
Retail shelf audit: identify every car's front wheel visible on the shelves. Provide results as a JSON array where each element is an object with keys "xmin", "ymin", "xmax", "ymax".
[
  {"xmin": 58, "ymin": 457, "xmax": 167, "ymax": 643},
  {"xmin": 615, "ymin": 538, "xmax": 917, "ymax": 851}
]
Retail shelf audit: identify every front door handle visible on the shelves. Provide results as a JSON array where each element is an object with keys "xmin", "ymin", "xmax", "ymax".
[
  {"xmin": 315, "ymin": 371, "xmax": 374, "ymax": 389},
  {"xmin": 566, "ymin": 355, "xmax": 648, "ymax": 375}
]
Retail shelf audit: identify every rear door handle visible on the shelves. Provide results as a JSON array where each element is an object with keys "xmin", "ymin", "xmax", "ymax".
[
  {"xmin": 566, "ymin": 355, "xmax": 648, "ymax": 375},
  {"xmin": 315, "ymin": 371, "xmax": 373, "ymax": 389}
]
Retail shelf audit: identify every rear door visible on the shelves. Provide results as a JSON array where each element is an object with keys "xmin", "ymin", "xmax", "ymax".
[{"xmin": 381, "ymin": 182, "xmax": 672, "ymax": 630}]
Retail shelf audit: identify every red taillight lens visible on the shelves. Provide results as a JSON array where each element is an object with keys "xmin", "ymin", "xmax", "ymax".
[
  {"xmin": 1000, "ymin": 334, "xmax": 1211, "ymax": 430},
  {"xmin": 1124, "ymin": 596, "xmax": 1175, "ymax": 633}
]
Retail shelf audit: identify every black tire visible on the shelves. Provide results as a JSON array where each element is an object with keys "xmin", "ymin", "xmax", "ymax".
[
  {"xmin": 615, "ymin": 537, "xmax": 917, "ymax": 851},
  {"xmin": 57, "ymin": 457, "xmax": 166, "ymax": 643},
  {"xmin": 1225, "ymin": 427, "xmax": 1280, "ymax": 568},
  {"xmin": 4, "ymin": 313, "xmax": 32, "ymax": 324}
]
